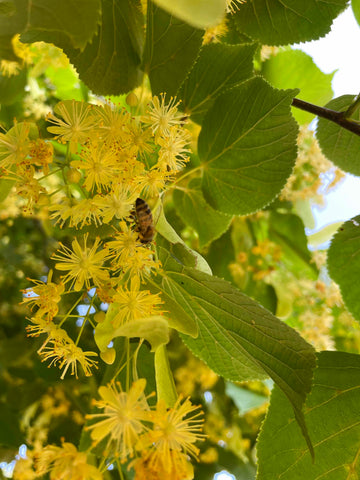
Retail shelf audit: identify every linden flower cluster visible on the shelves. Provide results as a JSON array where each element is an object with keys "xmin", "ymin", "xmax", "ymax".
[
  {"xmin": 11, "ymin": 94, "xmax": 191, "ymax": 379},
  {"xmin": 229, "ymin": 237, "xmax": 282, "ymax": 287},
  {"xmin": 86, "ymin": 379, "xmax": 204, "ymax": 480},
  {"xmin": 13, "ymin": 379, "xmax": 204, "ymax": 480},
  {"xmin": 281, "ymin": 126, "xmax": 345, "ymax": 204},
  {"xmin": 175, "ymin": 355, "xmax": 219, "ymax": 397}
]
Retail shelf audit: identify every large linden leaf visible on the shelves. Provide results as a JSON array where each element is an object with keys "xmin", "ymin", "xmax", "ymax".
[
  {"xmin": 62, "ymin": 0, "xmax": 144, "ymax": 95},
  {"xmin": 0, "ymin": 68, "xmax": 26, "ymax": 105},
  {"xmin": 143, "ymin": 2, "xmax": 203, "ymax": 96},
  {"xmin": 233, "ymin": 0, "xmax": 348, "ymax": 46},
  {"xmin": 199, "ymin": 77, "xmax": 299, "ymax": 215},
  {"xmin": 152, "ymin": 244, "xmax": 316, "ymax": 451},
  {"xmin": 13, "ymin": 0, "xmax": 101, "ymax": 51},
  {"xmin": 178, "ymin": 42, "xmax": 257, "ymax": 124},
  {"xmin": 327, "ymin": 215, "xmax": 360, "ymax": 322},
  {"xmin": 262, "ymin": 49, "xmax": 334, "ymax": 125},
  {"xmin": 316, "ymin": 95, "xmax": 360, "ymax": 176},
  {"xmin": 152, "ymin": 0, "xmax": 226, "ymax": 29},
  {"xmin": 0, "ymin": 0, "xmax": 15, "ymax": 15},
  {"xmin": 0, "ymin": 404, "xmax": 25, "ymax": 448},
  {"xmin": 173, "ymin": 178, "xmax": 233, "ymax": 248},
  {"xmin": 257, "ymin": 351, "xmax": 360, "ymax": 480}
]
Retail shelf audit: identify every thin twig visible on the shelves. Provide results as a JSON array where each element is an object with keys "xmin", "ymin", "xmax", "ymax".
[{"xmin": 292, "ymin": 97, "xmax": 360, "ymax": 136}]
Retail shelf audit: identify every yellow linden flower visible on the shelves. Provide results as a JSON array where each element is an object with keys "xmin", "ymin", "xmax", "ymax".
[
  {"xmin": 70, "ymin": 198, "xmax": 103, "ymax": 229},
  {"xmin": 71, "ymin": 142, "xmax": 119, "ymax": 192},
  {"xmin": 35, "ymin": 442, "xmax": 103, "ymax": 480},
  {"xmin": 157, "ymin": 126, "xmax": 191, "ymax": 171},
  {"xmin": 141, "ymin": 396, "xmax": 204, "ymax": 467},
  {"xmin": 15, "ymin": 166, "xmax": 46, "ymax": 212},
  {"xmin": 86, "ymin": 379, "xmax": 149, "ymax": 459},
  {"xmin": 22, "ymin": 270, "xmax": 64, "ymax": 321},
  {"xmin": 203, "ymin": 19, "xmax": 228, "ymax": 45},
  {"xmin": 46, "ymin": 100, "xmax": 96, "ymax": 153},
  {"xmin": 116, "ymin": 154, "xmax": 146, "ymax": 184},
  {"xmin": 136, "ymin": 167, "xmax": 172, "ymax": 198},
  {"xmin": 106, "ymin": 222, "xmax": 140, "ymax": 266},
  {"xmin": 0, "ymin": 59, "xmax": 21, "ymax": 77},
  {"xmin": 29, "ymin": 138, "xmax": 53, "ymax": 175},
  {"xmin": 226, "ymin": 0, "xmax": 246, "ymax": 13},
  {"xmin": 143, "ymin": 94, "xmax": 185, "ymax": 138},
  {"xmin": 40, "ymin": 339, "xmax": 98, "ymax": 379},
  {"xmin": 132, "ymin": 449, "xmax": 194, "ymax": 480},
  {"xmin": 26, "ymin": 317, "xmax": 70, "ymax": 350},
  {"xmin": 94, "ymin": 184, "xmax": 139, "ymax": 223},
  {"xmin": 52, "ymin": 234, "xmax": 109, "ymax": 291},
  {"xmin": 13, "ymin": 456, "xmax": 37, "ymax": 480},
  {"xmin": 95, "ymin": 103, "xmax": 132, "ymax": 144},
  {"xmin": 114, "ymin": 244, "xmax": 161, "ymax": 281},
  {"xmin": 48, "ymin": 196, "xmax": 73, "ymax": 228},
  {"xmin": 112, "ymin": 276, "xmax": 163, "ymax": 327},
  {"xmin": 134, "ymin": 396, "xmax": 204, "ymax": 478},
  {"xmin": 12, "ymin": 34, "xmax": 35, "ymax": 65},
  {"xmin": 126, "ymin": 121, "xmax": 154, "ymax": 157},
  {"xmin": 0, "ymin": 122, "xmax": 32, "ymax": 171}
]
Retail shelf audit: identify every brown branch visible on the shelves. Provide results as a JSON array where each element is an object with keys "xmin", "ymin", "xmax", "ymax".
[{"xmin": 292, "ymin": 98, "xmax": 360, "ymax": 136}]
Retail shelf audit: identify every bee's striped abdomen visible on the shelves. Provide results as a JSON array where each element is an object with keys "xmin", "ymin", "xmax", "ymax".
[{"xmin": 135, "ymin": 198, "xmax": 155, "ymax": 244}]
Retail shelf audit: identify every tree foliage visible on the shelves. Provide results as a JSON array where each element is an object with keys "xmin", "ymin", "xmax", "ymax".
[{"xmin": 0, "ymin": 1, "xmax": 360, "ymax": 479}]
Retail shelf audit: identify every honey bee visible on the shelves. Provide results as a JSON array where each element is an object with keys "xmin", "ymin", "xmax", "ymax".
[{"xmin": 134, "ymin": 198, "xmax": 156, "ymax": 244}]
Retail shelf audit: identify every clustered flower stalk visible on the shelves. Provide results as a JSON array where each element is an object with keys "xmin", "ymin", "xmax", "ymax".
[{"xmin": 0, "ymin": 91, "xmax": 205, "ymax": 478}]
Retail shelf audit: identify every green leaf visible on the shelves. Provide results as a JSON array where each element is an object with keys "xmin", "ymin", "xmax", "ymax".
[
  {"xmin": 94, "ymin": 305, "xmax": 169, "ymax": 352},
  {"xmin": 145, "ymin": 276, "xmax": 198, "ymax": 337},
  {"xmin": 0, "ymin": 0, "xmax": 26, "ymax": 36},
  {"xmin": 19, "ymin": 0, "xmax": 101, "ymax": 50},
  {"xmin": 0, "ymin": 0, "xmax": 26, "ymax": 60},
  {"xmin": 204, "ymin": 229, "xmax": 235, "ymax": 283},
  {"xmin": 257, "ymin": 351, "xmax": 360, "ymax": 480},
  {"xmin": 0, "ymin": 0, "xmax": 15, "ymax": 15},
  {"xmin": 0, "ymin": 36, "xmax": 17, "ymax": 60},
  {"xmin": 268, "ymin": 211, "xmax": 317, "ymax": 278},
  {"xmin": 178, "ymin": 42, "xmax": 257, "ymax": 123},
  {"xmin": 316, "ymin": 95, "xmax": 360, "ymax": 175},
  {"xmin": 143, "ymin": 2, "xmax": 203, "ymax": 96},
  {"xmin": 0, "ymin": 68, "xmax": 26, "ymax": 105},
  {"xmin": 61, "ymin": 0, "xmax": 144, "ymax": 95},
  {"xmin": 199, "ymin": 77, "xmax": 299, "ymax": 215},
  {"xmin": 155, "ymin": 345, "xmax": 178, "ymax": 407},
  {"xmin": 327, "ymin": 215, "xmax": 360, "ymax": 322},
  {"xmin": 0, "ymin": 404, "xmax": 24, "ymax": 447},
  {"xmin": 262, "ymin": 49, "xmax": 334, "ymax": 125},
  {"xmin": 45, "ymin": 66, "xmax": 84, "ymax": 101},
  {"xmin": 225, "ymin": 381, "xmax": 269, "ymax": 414},
  {"xmin": 233, "ymin": 0, "xmax": 348, "ymax": 46},
  {"xmin": 173, "ymin": 178, "xmax": 233, "ymax": 248},
  {"xmin": 244, "ymin": 282, "xmax": 277, "ymax": 314},
  {"xmin": 154, "ymin": 245, "xmax": 316, "ymax": 450},
  {"xmin": 152, "ymin": 0, "xmax": 226, "ymax": 29},
  {"xmin": 156, "ymin": 208, "xmax": 212, "ymax": 275},
  {"xmin": 352, "ymin": 0, "xmax": 360, "ymax": 26}
]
